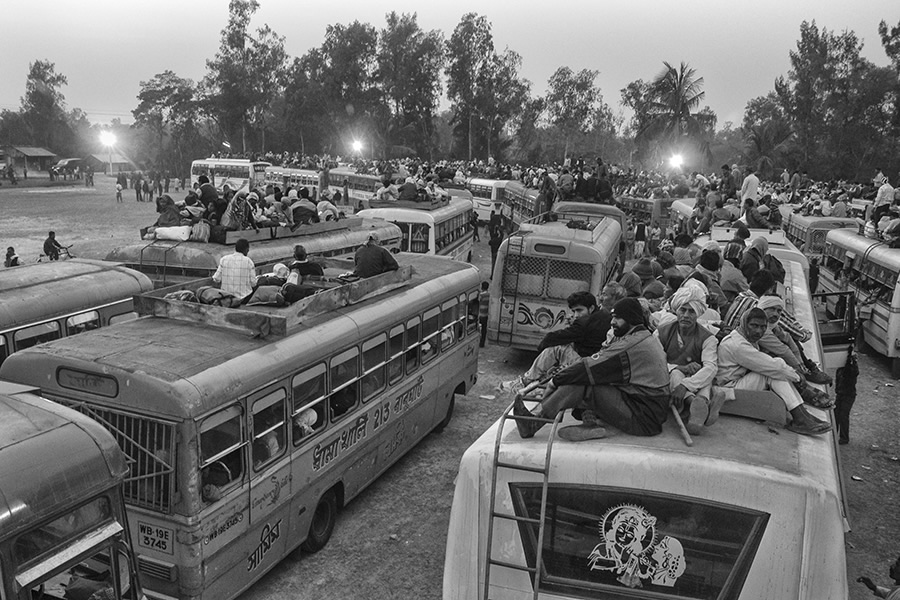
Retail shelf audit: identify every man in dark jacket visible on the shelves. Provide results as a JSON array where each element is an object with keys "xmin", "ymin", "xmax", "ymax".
[
  {"xmin": 353, "ymin": 232, "xmax": 399, "ymax": 278},
  {"xmin": 513, "ymin": 298, "xmax": 670, "ymax": 441},
  {"xmin": 499, "ymin": 292, "xmax": 611, "ymax": 392}
]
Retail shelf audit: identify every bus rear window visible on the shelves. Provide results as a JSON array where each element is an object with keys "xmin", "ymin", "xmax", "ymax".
[
  {"xmin": 15, "ymin": 497, "xmax": 112, "ymax": 566},
  {"xmin": 509, "ymin": 484, "xmax": 768, "ymax": 600}
]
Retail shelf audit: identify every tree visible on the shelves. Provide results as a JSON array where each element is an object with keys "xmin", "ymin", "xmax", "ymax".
[
  {"xmin": 20, "ymin": 60, "xmax": 68, "ymax": 148},
  {"xmin": 638, "ymin": 62, "xmax": 714, "ymax": 155},
  {"xmin": 480, "ymin": 49, "xmax": 529, "ymax": 161},
  {"xmin": 133, "ymin": 71, "xmax": 201, "ymax": 171},
  {"xmin": 445, "ymin": 13, "xmax": 494, "ymax": 160},
  {"xmin": 544, "ymin": 67, "xmax": 601, "ymax": 161}
]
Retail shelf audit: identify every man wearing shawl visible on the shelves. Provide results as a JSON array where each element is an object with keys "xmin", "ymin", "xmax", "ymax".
[
  {"xmin": 654, "ymin": 285, "xmax": 725, "ymax": 435},
  {"xmin": 716, "ymin": 308, "xmax": 831, "ymax": 436},
  {"xmin": 740, "ymin": 236, "xmax": 768, "ymax": 281},
  {"xmin": 513, "ymin": 298, "xmax": 670, "ymax": 441}
]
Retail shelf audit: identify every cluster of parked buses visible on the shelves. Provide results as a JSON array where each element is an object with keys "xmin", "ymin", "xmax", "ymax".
[{"xmin": 0, "ymin": 167, "xmax": 872, "ymax": 599}]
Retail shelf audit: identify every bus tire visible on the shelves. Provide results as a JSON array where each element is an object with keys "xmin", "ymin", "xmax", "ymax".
[
  {"xmin": 434, "ymin": 395, "xmax": 455, "ymax": 433},
  {"xmin": 301, "ymin": 490, "xmax": 337, "ymax": 553}
]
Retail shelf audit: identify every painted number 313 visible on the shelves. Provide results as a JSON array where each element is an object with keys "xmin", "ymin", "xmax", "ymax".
[{"xmin": 373, "ymin": 403, "xmax": 391, "ymax": 429}]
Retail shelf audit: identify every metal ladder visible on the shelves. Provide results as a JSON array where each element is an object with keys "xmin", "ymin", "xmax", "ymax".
[
  {"xmin": 139, "ymin": 240, "xmax": 184, "ymax": 287},
  {"xmin": 482, "ymin": 395, "xmax": 563, "ymax": 600},
  {"xmin": 493, "ymin": 230, "xmax": 527, "ymax": 347}
]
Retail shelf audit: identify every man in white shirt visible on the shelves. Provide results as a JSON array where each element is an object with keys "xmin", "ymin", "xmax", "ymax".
[
  {"xmin": 740, "ymin": 167, "xmax": 760, "ymax": 202},
  {"xmin": 212, "ymin": 238, "xmax": 257, "ymax": 301}
]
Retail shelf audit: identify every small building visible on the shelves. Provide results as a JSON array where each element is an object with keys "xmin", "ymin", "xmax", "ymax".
[
  {"xmin": 4, "ymin": 146, "xmax": 57, "ymax": 172},
  {"xmin": 85, "ymin": 152, "xmax": 135, "ymax": 174}
]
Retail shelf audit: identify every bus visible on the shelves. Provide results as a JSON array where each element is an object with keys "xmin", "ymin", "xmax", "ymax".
[
  {"xmin": 356, "ymin": 197, "xmax": 475, "ymax": 261},
  {"xmin": 444, "ymin": 244, "xmax": 850, "ymax": 600},
  {"xmin": 467, "ymin": 178, "xmax": 510, "ymax": 223},
  {"xmin": 0, "ymin": 259, "xmax": 153, "ymax": 366},
  {"xmin": 819, "ymin": 228, "xmax": 900, "ymax": 377},
  {"xmin": 0, "ymin": 254, "xmax": 481, "ymax": 600},
  {"xmin": 618, "ymin": 195, "xmax": 679, "ymax": 234},
  {"xmin": 778, "ymin": 208, "xmax": 860, "ymax": 258},
  {"xmin": 190, "ymin": 158, "xmax": 271, "ymax": 193},
  {"xmin": 105, "ymin": 218, "xmax": 403, "ymax": 287},
  {"xmin": 0, "ymin": 381, "xmax": 144, "ymax": 600},
  {"xmin": 501, "ymin": 181, "xmax": 544, "ymax": 228},
  {"xmin": 263, "ymin": 165, "xmax": 406, "ymax": 211},
  {"xmin": 487, "ymin": 207, "xmax": 623, "ymax": 349}
]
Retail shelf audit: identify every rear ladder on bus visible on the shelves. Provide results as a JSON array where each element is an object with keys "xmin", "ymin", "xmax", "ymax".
[
  {"xmin": 493, "ymin": 232, "xmax": 527, "ymax": 346},
  {"xmin": 482, "ymin": 394, "xmax": 563, "ymax": 600}
]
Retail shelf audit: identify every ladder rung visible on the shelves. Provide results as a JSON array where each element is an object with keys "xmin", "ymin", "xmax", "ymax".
[
  {"xmin": 496, "ymin": 460, "xmax": 547, "ymax": 474},
  {"xmin": 491, "ymin": 511, "xmax": 541, "ymax": 525},
  {"xmin": 505, "ymin": 413, "xmax": 556, "ymax": 424},
  {"xmin": 488, "ymin": 558, "xmax": 537, "ymax": 574}
]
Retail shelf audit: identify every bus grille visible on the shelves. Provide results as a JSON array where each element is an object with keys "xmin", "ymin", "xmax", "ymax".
[
  {"xmin": 501, "ymin": 255, "xmax": 592, "ymax": 300},
  {"xmin": 55, "ymin": 399, "xmax": 175, "ymax": 513},
  {"xmin": 138, "ymin": 555, "xmax": 178, "ymax": 582}
]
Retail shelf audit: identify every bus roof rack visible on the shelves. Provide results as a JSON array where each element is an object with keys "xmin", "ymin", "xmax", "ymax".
[
  {"xmin": 365, "ymin": 196, "xmax": 450, "ymax": 210},
  {"xmin": 140, "ymin": 217, "xmax": 363, "ymax": 246},
  {"xmin": 134, "ymin": 259, "xmax": 414, "ymax": 338}
]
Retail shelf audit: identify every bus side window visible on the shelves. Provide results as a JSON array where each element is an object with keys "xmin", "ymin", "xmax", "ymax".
[
  {"xmin": 109, "ymin": 311, "xmax": 139, "ymax": 325},
  {"xmin": 405, "ymin": 317, "xmax": 421, "ymax": 375},
  {"xmin": 421, "ymin": 307, "xmax": 440, "ymax": 364},
  {"xmin": 0, "ymin": 335, "xmax": 8, "ymax": 367},
  {"xmin": 467, "ymin": 291, "xmax": 480, "ymax": 335},
  {"xmin": 441, "ymin": 300, "xmax": 458, "ymax": 351},
  {"xmin": 362, "ymin": 334, "xmax": 387, "ymax": 402},
  {"xmin": 66, "ymin": 311, "xmax": 101, "ymax": 336},
  {"xmin": 388, "ymin": 325, "xmax": 404, "ymax": 385},
  {"xmin": 199, "ymin": 406, "xmax": 246, "ymax": 503},
  {"xmin": 251, "ymin": 390, "xmax": 287, "ymax": 472},
  {"xmin": 13, "ymin": 321, "xmax": 61, "ymax": 352},
  {"xmin": 330, "ymin": 348, "xmax": 359, "ymax": 422},
  {"xmin": 292, "ymin": 364, "xmax": 326, "ymax": 443}
]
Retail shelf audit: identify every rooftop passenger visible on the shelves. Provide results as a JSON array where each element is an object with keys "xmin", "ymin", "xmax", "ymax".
[
  {"xmin": 212, "ymin": 238, "xmax": 257, "ymax": 301},
  {"xmin": 716, "ymin": 307, "xmax": 831, "ymax": 436},
  {"xmin": 353, "ymin": 232, "xmax": 399, "ymax": 279},
  {"xmin": 513, "ymin": 298, "xmax": 670, "ymax": 442}
]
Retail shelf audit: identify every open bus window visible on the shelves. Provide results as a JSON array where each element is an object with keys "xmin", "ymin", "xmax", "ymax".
[
  {"xmin": 405, "ymin": 317, "xmax": 420, "ymax": 375},
  {"xmin": 66, "ymin": 311, "xmax": 101, "ymax": 336},
  {"xmin": 199, "ymin": 407, "xmax": 245, "ymax": 503},
  {"xmin": 361, "ymin": 334, "xmax": 386, "ymax": 402},
  {"xmin": 251, "ymin": 390, "xmax": 287, "ymax": 471},
  {"xmin": 292, "ymin": 364, "xmax": 326, "ymax": 443},
  {"xmin": 329, "ymin": 348, "xmax": 359, "ymax": 421},
  {"xmin": 509, "ymin": 484, "xmax": 768, "ymax": 600},
  {"xmin": 441, "ymin": 300, "xmax": 459, "ymax": 351},
  {"xmin": 0, "ymin": 335, "xmax": 8, "ymax": 366},
  {"xmin": 387, "ymin": 325, "xmax": 405, "ymax": 385},
  {"xmin": 14, "ymin": 322, "xmax": 61, "ymax": 352},
  {"xmin": 421, "ymin": 307, "xmax": 440, "ymax": 364},
  {"xmin": 466, "ymin": 292, "xmax": 479, "ymax": 335},
  {"xmin": 108, "ymin": 312, "xmax": 138, "ymax": 326}
]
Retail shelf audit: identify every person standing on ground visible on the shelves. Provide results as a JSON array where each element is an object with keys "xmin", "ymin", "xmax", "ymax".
[
  {"xmin": 634, "ymin": 221, "xmax": 647, "ymax": 257},
  {"xmin": 115, "ymin": 182, "xmax": 123, "ymax": 203},
  {"xmin": 740, "ymin": 166, "xmax": 760, "ymax": 203},
  {"xmin": 488, "ymin": 230, "xmax": 503, "ymax": 278},
  {"xmin": 478, "ymin": 282, "xmax": 490, "ymax": 348},
  {"xmin": 471, "ymin": 212, "xmax": 480, "ymax": 242},
  {"xmin": 212, "ymin": 238, "xmax": 257, "ymax": 301}
]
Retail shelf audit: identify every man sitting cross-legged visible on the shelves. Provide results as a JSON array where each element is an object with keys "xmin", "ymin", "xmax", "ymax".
[
  {"xmin": 513, "ymin": 298, "xmax": 670, "ymax": 442},
  {"xmin": 716, "ymin": 307, "xmax": 831, "ymax": 436},
  {"xmin": 654, "ymin": 284, "xmax": 726, "ymax": 435}
]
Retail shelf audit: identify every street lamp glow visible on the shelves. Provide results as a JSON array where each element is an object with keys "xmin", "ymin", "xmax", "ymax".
[
  {"xmin": 351, "ymin": 140, "xmax": 363, "ymax": 153},
  {"xmin": 100, "ymin": 131, "xmax": 116, "ymax": 147},
  {"xmin": 669, "ymin": 154, "xmax": 683, "ymax": 169}
]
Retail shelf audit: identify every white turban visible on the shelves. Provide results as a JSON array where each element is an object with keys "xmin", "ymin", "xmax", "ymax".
[
  {"xmin": 757, "ymin": 295, "xmax": 785, "ymax": 312},
  {"xmin": 670, "ymin": 284, "xmax": 708, "ymax": 319}
]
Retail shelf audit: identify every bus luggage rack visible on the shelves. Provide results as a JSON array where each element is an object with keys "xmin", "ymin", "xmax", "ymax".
[
  {"xmin": 134, "ymin": 261, "xmax": 414, "ymax": 338},
  {"xmin": 483, "ymin": 393, "xmax": 563, "ymax": 600}
]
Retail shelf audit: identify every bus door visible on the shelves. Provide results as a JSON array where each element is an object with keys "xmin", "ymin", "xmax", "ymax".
[{"xmin": 813, "ymin": 291, "xmax": 856, "ymax": 371}]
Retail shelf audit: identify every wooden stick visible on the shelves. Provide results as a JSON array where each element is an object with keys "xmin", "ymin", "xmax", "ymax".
[{"xmin": 670, "ymin": 405, "xmax": 694, "ymax": 447}]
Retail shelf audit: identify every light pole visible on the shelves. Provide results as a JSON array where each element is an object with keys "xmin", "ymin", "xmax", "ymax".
[{"xmin": 99, "ymin": 131, "xmax": 116, "ymax": 174}]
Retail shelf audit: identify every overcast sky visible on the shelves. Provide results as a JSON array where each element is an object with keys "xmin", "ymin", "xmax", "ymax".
[{"xmin": 2, "ymin": 0, "xmax": 898, "ymax": 131}]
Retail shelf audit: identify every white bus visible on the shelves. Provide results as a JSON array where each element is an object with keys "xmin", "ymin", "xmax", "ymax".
[
  {"xmin": 444, "ymin": 244, "xmax": 849, "ymax": 600},
  {"xmin": 190, "ymin": 158, "xmax": 271, "ymax": 193},
  {"xmin": 467, "ymin": 178, "xmax": 510, "ymax": 223}
]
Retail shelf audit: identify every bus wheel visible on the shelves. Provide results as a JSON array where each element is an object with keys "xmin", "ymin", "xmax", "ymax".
[
  {"xmin": 302, "ymin": 490, "xmax": 337, "ymax": 553},
  {"xmin": 434, "ymin": 395, "xmax": 455, "ymax": 433}
]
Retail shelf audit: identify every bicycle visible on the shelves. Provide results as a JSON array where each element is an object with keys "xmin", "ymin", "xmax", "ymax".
[{"xmin": 37, "ymin": 245, "xmax": 75, "ymax": 262}]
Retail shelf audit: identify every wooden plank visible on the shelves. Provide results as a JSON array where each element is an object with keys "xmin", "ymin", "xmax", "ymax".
[{"xmin": 134, "ymin": 293, "xmax": 287, "ymax": 338}]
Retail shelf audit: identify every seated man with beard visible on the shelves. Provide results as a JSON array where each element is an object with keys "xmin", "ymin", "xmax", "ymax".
[{"xmin": 513, "ymin": 298, "xmax": 670, "ymax": 442}]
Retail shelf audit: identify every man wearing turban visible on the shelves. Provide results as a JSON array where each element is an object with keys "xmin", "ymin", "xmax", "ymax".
[
  {"xmin": 654, "ymin": 285, "xmax": 725, "ymax": 435},
  {"xmin": 513, "ymin": 298, "xmax": 670, "ymax": 441}
]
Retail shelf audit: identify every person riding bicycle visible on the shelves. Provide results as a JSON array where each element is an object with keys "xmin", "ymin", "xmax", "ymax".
[{"xmin": 43, "ymin": 231, "xmax": 64, "ymax": 261}]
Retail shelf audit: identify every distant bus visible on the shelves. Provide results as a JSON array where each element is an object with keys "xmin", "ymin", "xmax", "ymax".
[
  {"xmin": 618, "ymin": 195, "xmax": 679, "ymax": 233},
  {"xmin": 0, "ymin": 381, "xmax": 144, "ymax": 600},
  {"xmin": 356, "ymin": 197, "xmax": 475, "ymax": 261},
  {"xmin": 444, "ymin": 243, "xmax": 849, "ymax": 600},
  {"xmin": 0, "ymin": 259, "xmax": 153, "ymax": 366},
  {"xmin": 818, "ymin": 228, "xmax": 900, "ymax": 377},
  {"xmin": 501, "ymin": 181, "xmax": 544, "ymax": 228},
  {"xmin": 106, "ymin": 218, "xmax": 403, "ymax": 287},
  {"xmin": 1, "ymin": 254, "xmax": 480, "ymax": 600},
  {"xmin": 778, "ymin": 208, "xmax": 860, "ymax": 258},
  {"xmin": 467, "ymin": 178, "xmax": 510, "ymax": 223},
  {"xmin": 190, "ymin": 158, "xmax": 271, "ymax": 193},
  {"xmin": 263, "ymin": 165, "xmax": 406, "ymax": 210},
  {"xmin": 488, "ymin": 207, "xmax": 623, "ymax": 349}
]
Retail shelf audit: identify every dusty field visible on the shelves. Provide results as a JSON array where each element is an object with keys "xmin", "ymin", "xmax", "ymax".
[{"xmin": 0, "ymin": 175, "xmax": 897, "ymax": 599}]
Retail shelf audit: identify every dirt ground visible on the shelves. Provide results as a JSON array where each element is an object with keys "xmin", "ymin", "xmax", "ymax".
[{"xmin": 0, "ymin": 175, "xmax": 897, "ymax": 599}]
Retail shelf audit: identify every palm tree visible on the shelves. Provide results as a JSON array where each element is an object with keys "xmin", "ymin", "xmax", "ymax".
[
  {"xmin": 637, "ymin": 62, "xmax": 715, "ymax": 162},
  {"xmin": 745, "ymin": 120, "xmax": 794, "ymax": 181}
]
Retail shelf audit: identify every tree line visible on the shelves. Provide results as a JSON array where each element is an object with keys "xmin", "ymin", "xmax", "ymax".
[{"xmin": 0, "ymin": 0, "xmax": 897, "ymax": 182}]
